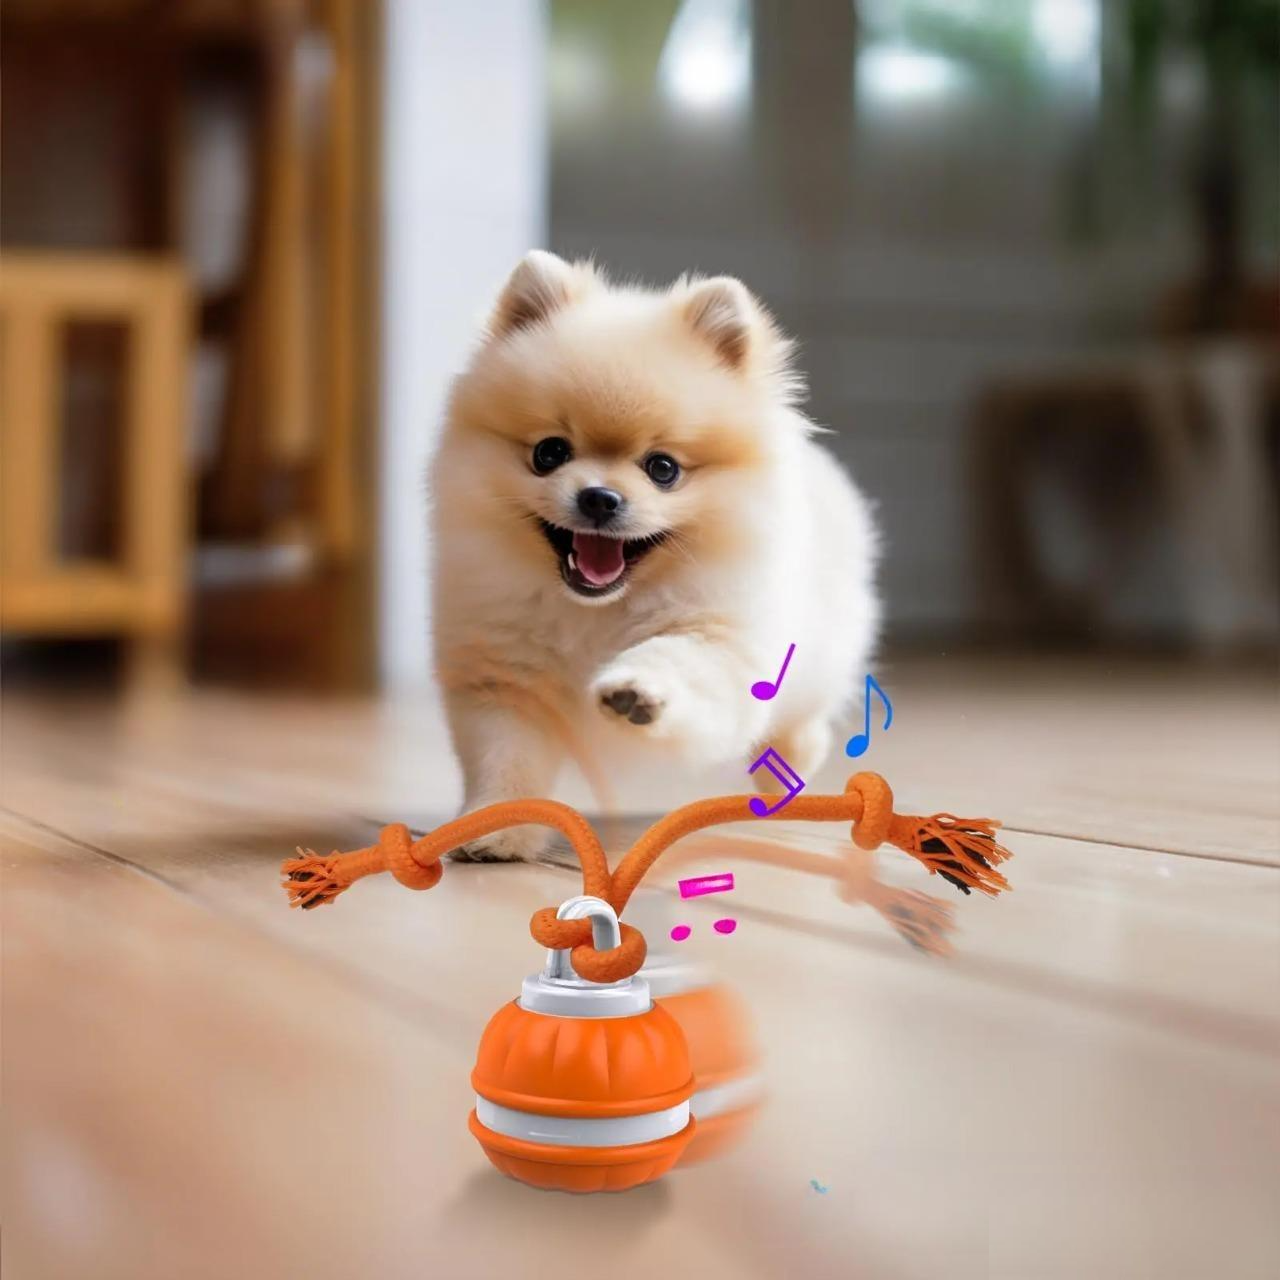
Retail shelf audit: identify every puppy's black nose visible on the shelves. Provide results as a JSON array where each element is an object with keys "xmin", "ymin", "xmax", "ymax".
[{"xmin": 577, "ymin": 486, "xmax": 625, "ymax": 526}]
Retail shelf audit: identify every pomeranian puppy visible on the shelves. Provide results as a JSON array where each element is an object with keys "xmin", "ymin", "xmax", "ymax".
[{"xmin": 430, "ymin": 251, "xmax": 879, "ymax": 861}]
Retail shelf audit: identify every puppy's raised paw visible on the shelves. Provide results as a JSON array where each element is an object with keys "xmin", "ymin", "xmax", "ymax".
[{"xmin": 449, "ymin": 825, "xmax": 546, "ymax": 864}]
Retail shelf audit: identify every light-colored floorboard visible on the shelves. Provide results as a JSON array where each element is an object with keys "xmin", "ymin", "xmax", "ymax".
[{"xmin": 2, "ymin": 657, "xmax": 1278, "ymax": 1280}]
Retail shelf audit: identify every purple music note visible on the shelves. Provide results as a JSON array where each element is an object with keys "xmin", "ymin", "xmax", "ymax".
[
  {"xmin": 845, "ymin": 674, "xmax": 893, "ymax": 758},
  {"xmin": 751, "ymin": 643, "xmax": 796, "ymax": 701},
  {"xmin": 747, "ymin": 746, "xmax": 806, "ymax": 816}
]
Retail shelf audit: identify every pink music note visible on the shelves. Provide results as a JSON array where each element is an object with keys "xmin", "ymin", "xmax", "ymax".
[
  {"xmin": 751, "ymin": 643, "xmax": 796, "ymax": 701},
  {"xmin": 845, "ymin": 673, "xmax": 893, "ymax": 758},
  {"xmin": 679, "ymin": 872, "xmax": 735, "ymax": 898},
  {"xmin": 671, "ymin": 873, "xmax": 738, "ymax": 940},
  {"xmin": 747, "ymin": 746, "xmax": 806, "ymax": 816}
]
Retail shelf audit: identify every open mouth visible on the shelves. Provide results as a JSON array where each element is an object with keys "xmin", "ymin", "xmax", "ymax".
[{"xmin": 538, "ymin": 521, "xmax": 668, "ymax": 598}]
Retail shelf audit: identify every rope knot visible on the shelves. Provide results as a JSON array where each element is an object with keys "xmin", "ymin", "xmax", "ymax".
[
  {"xmin": 529, "ymin": 907, "xmax": 592, "ymax": 951},
  {"xmin": 379, "ymin": 823, "xmax": 444, "ymax": 891},
  {"xmin": 847, "ymin": 771, "xmax": 894, "ymax": 849},
  {"xmin": 528, "ymin": 909, "xmax": 649, "ymax": 984}
]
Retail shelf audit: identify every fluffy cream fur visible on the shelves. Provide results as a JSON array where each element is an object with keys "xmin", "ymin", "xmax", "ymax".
[{"xmin": 430, "ymin": 251, "xmax": 879, "ymax": 860}]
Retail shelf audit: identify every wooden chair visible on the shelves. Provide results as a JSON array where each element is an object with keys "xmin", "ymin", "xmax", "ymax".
[{"xmin": 0, "ymin": 252, "xmax": 192, "ymax": 683}]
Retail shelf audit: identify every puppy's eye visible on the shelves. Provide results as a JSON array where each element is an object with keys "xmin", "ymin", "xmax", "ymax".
[
  {"xmin": 531, "ymin": 436, "xmax": 572, "ymax": 474},
  {"xmin": 643, "ymin": 453, "xmax": 680, "ymax": 488}
]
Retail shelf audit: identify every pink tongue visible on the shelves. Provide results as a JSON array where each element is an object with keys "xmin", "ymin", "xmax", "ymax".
[{"xmin": 572, "ymin": 532, "xmax": 626, "ymax": 586}]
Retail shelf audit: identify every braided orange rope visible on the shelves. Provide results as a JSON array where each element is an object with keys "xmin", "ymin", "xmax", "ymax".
[{"xmin": 281, "ymin": 772, "xmax": 1011, "ymax": 983}]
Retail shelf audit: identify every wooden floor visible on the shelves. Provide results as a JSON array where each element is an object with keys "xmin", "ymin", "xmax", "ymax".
[{"xmin": 3, "ymin": 655, "xmax": 1278, "ymax": 1280}]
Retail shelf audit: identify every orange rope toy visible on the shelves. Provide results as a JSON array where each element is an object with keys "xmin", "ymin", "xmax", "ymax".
[{"xmin": 281, "ymin": 772, "xmax": 1012, "ymax": 982}]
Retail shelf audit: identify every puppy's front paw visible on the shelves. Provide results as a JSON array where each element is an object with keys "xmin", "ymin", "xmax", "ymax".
[
  {"xmin": 449, "ymin": 825, "xmax": 546, "ymax": 864},
  {"xmin": 593, "ymin": 668, "xmax": 668, "ymax": 728}
]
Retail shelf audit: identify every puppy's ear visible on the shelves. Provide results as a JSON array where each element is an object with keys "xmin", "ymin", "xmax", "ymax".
[
  {"xmin": 490, "ymin": 250, "xmax": 594, "ymax": 338},
  {"xmin": 678, "ymin": 276, "xmax": 765, "ymax": 370},
  {"xmin": 676, "ymin": 275, "xmax": 802, "ymax": 400}
]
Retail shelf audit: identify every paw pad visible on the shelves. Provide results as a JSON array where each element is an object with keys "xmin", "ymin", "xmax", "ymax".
[{"xmin": 601, "ymin": 686, "xmax": 658, "ymax": 726}]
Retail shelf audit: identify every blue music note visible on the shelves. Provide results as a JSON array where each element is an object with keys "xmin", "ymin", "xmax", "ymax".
[{"xmin": 845, "ymin": 674, "xmax": 893, "ymax": 758}]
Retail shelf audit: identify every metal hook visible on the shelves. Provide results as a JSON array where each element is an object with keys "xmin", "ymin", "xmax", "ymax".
[{"xmin": 544, "ymin": 895, "xmax": 622, "ymax": 982}]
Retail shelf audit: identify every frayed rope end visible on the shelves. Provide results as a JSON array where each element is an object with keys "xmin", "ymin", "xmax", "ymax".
[
  {"xmin": 281, "ymin": 848, "xmax": 349, "ymax": 909},
  {"xmin": 280, "ymin": 828, "xmax": 440, "ymax": 909},
  {"xmin": 890, "ymin": 814, "xmax": 1012, "ymax": 898}
]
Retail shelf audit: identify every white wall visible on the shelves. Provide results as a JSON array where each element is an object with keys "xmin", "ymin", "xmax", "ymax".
[{"xmin": 379, "ymin": 0, "xmax": 547, "ymax": 688}]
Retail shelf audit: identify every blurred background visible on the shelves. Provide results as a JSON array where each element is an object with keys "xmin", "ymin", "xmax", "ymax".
[
  {"xmin": 2, "ymin": 0, "xmax": 1276, "ymax": 694},
  {"xmin": 4, "ymin": 8, "xmax": 1279, "ymax": 1278}
]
